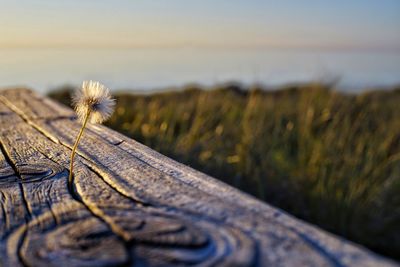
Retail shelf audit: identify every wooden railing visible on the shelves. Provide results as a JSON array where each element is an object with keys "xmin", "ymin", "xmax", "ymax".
[{"xmin": 0, "ymin": 88, "xmax": 397, "ymax": 267}]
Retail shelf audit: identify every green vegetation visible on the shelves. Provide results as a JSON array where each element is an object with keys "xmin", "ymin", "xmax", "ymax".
[{"xmin": 48, "ymin": 83, "xmax": 400, "ymax": 259}]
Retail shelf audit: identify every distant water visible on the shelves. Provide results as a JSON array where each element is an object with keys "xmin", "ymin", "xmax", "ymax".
[{"xmin": 0, "ymin": 48, "xmax": 399, "ymax": 93}]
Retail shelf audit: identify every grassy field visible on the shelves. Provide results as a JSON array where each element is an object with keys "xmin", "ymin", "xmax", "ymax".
[{"xmin": 49, "ymin": 83, "xmax": 400, "ymax": 259}]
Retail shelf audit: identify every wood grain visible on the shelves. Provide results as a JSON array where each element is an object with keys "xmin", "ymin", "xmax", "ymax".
[{"xmin": 0, "ymin": 88, "xmax": 398, "ymax": 267}]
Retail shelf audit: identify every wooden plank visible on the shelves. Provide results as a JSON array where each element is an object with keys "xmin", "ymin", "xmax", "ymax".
[
  {"xmin": 0, "ymin": 93, "xmax": 267, "ymax": 266},
  {"xmin": 0, "ymin": 95, "xmax": 264, "ymax": 266},
  {"xmin": 0, "ymin": 88, "xmax": 398, "ymax": 267}
]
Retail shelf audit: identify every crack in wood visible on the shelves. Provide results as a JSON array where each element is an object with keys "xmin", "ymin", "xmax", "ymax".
[
  {"xmin": 0, "ymin": 142, "xmax": 31, "ymax": 267},
  {"xmin": 0, "ymin": 141, "xmax": 33, "ymax": 221}
]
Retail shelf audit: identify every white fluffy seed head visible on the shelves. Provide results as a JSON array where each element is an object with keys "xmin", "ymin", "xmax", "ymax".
[{"xmin": 72, "ymin": 80, "xmax": 115, "ymax": 124}]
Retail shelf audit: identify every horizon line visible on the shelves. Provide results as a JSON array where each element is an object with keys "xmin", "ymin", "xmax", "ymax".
[{"xmin": 1, "ymin": 43, "xmax": 399, "ymax": 52}]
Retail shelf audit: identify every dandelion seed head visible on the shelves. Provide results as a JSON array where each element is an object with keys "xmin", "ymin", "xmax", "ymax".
[{"xmin": 72, "ymin": 80, "xmax": 115, "ymax": 124}]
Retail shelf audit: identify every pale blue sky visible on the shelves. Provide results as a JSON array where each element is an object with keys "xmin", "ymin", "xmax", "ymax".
[{"xmin": 0, "ymin": 0, "xmax": 399, "ymax": 49}]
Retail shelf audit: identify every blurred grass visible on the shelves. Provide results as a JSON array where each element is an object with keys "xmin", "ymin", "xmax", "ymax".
[{"xmin": 48, "ymin": 83, "xmax": 400, "ymax": 259}]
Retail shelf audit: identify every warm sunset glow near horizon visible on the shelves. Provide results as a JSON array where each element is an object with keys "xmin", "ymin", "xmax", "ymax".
[
  {"xmin": 0, "ymin": 0, "xmax": 399, "ymax": 50},
  {"xmin": 1, "ymin": 0, "xmax": 399, "ymax": 91}
]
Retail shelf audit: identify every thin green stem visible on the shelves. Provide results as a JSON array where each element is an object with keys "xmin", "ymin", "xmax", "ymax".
[{"xmin": 68, "ymin": 109, "xmax": 91, "ymax": 191}]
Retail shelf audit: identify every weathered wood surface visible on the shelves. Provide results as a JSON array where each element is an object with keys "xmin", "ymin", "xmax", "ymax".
[{"xmin": 0, "ymin": 88, "xmax": 397, "ymax": 267}]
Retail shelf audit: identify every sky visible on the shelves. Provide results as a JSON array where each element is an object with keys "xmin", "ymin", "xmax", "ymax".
[{"xmin": 0, "ymin": 0, "xmax": 399, "ymax": 50}]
